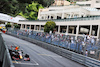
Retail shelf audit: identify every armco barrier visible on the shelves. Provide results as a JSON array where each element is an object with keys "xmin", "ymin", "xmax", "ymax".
[
  {"xmin": 0, "ymin": 32, "xmax": 15, "ymax": 67},
  {"xmin": 7, "ymin": 32, "xmax": 100, "ymax": 67}
]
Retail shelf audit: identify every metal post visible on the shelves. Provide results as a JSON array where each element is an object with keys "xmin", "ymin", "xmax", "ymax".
[
  {"xmin": 75, "ymin": 41, "xmax": 77, "ymax": 52},
  {"xmin": 78, "ymin": 42, "xmax": 80, "ymax": 53}
]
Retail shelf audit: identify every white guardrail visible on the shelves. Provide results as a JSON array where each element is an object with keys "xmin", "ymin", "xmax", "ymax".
[{"xmin": 0, "ymin": 32, "xmax": 15, "ymax": 67}]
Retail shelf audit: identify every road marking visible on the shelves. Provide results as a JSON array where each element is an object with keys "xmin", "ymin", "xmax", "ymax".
[
  {"xmin": 12, "ymin": 61, "xmax": 20, "ymax": 63},
  {"xmin": 38, "ymin": 54, "xmax": 62, "ymax": 58},
  {"xmin": 12, "ymin": 60, "xmax": 39, "ymax": 66},
  {"xmin": 31, "ymin": 59, "xmax": 39, "ymax": 65},
  {"xmin": 16, "ymin": 62, "xmax": 38, "ymax": 65},
  {"xmin": 12, "ymin": 61, "xmax": 16, "ymax": 63}
]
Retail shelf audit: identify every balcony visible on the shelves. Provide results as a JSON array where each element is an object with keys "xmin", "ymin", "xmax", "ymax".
[{"xmin": 19, "ymin": 16, "xmax": 100, "ymax": 22}]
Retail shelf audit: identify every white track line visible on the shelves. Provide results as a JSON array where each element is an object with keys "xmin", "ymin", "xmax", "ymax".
[
  {"xmin": 13, "ymin": 59, "xmax": 39, "ymax": 66},
  {"xmin": 38, "ymin": 54, "xmax": 62, "ymax": 58},
  {"xmin": 31, "ymin": 59, "xmax": 39, "ymax": 65},
  {"xmin": 16, "ymin": 62, "xmax": 38, "ymax": 65}
]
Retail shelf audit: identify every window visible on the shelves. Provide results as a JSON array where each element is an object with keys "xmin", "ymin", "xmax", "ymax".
[
  {"xmin": 60, "ymin": 26, "xmax": 67, "ymax": 33},
  {"xmin": 79, "ymin": 26, "xmax": 90, "ymax": 35},
  {"xmin": 41, "ymin": 25, "xmax": 44, "ymax": 30},
  {"xmin": 96, "ymin": 1, "xmax": 100, "ymax": 3},
  {"xmin": 24, "ymin": 25, "xmax": 25, "ymax": 28},
  {"xmin": 49, "ymin": 10, "xmax": 55, "ymax": 11},
  {"xmin": 86, "ymin": 4, "xmax": 90, "ymax": 6},
  {"xmin": 91, "ymin": 25, "xmax": 98, "ymax": 36},
  {"xmin": 68, "ymin": 26, "xmax": 77, "ymax": 34},
  {"xmin": 42, "ymin": 17, "xmax": 44, "ymax": 19}
]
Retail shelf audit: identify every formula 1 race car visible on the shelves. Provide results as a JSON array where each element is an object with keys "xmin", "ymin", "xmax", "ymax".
[{"xmin": 9, "ymin": 46, "xmax": 30, "ymax": 61}]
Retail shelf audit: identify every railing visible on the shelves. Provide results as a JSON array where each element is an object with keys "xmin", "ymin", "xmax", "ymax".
[
  {"xmin": 19, "ymin": 15, "xmax": 100, "ymax": 22},
  {"xmin": 52, "ymin": 16, "xmax": 100, "ymax": 22},
  {"xmin": 7, "ymin": 28, "xmax": 100, "ymax": 60},
  {"xmin": 7, "ymin": 29, "xmax": 100, "ymax": 67},
  {"xmin": 0, "ymin": 32, "xmax": 15, "ymax": 67},
  {"xmin": 41, "ymin": 9, "xmax": 80, "ymax": 14}
]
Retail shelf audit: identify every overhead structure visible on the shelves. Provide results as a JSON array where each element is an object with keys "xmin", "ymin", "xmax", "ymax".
[{"xmin": 0, "ymin": 13, "xmax": 25, "ymax": 23}]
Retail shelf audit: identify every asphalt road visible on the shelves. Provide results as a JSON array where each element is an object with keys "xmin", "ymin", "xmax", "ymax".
[{"xmin": 2, "ymin": 33, "xmax": 85, "ymax": 67}]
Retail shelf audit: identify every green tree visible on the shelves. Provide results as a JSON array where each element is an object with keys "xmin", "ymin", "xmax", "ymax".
[
  {"xmin": 19, "ymin": 2, "xmax": 44, "ymax": 20},
  {"xmin": 5, "ymin": 23, "xmax": 11, "ymax": 28},
  {"xmin": 66, "ymin": 0, "xmax": 70, "ymax": 2},
  {"xmin": 44, "ymin": 21, "xmax": 56, "ymax": 33},
  {"xmin": 14, "ymin": 24, "xmax": 20, "ymax": 28},
  {"xmin": 0, "ymin": 0, "xmax": 33, "ymax": 16},
  {"xmin": 0, "ymin": 0, "xmax": 54, "ymax": 16},
  {"xmin": 35, "ymin": 0, "xmax": 54, "ymax": 7}
]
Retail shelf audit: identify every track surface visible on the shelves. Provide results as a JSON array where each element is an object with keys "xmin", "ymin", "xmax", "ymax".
[{"xmin": 2, "ymin": 33, "xmax": 85, "ymax": 67}]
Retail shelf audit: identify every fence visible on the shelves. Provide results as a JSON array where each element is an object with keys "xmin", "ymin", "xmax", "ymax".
[
  {"xmin": 7, "ymin": 30, "xmax": 100, "ymax": 67},
  {"xmin": 0, "ymin": 32, "xmax": 15, "ymax": 67},
  {"xmin": 7, "ymin": 28, "xmax": 100, "ymax": 59}
]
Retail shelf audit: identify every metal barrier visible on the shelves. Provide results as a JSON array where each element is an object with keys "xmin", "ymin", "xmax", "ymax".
[
  {"xmin": 7, "ymin": 28, "xmax": 99, "ymax": 59},
  {"xmin": 0, "ymin": 32, "xmax": 15, "ymax": 67},
  {"xmin": 7, "ymin": 32, "xmax": 100, "ymax": 67}
]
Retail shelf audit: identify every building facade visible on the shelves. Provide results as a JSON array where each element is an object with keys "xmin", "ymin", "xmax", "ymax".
[
  {"xmin": 38, "ymin": 5, "xmax": 100, "ymax": 20},
  {"xmin": 38, "ymin": 0, "xmax": 100, "ymax": 20},
  {"xmin": 76, "ymin": 0, "xmax": 100, "ymax": 9},
  {"xmin": 18, "ymin": 16, "xmax": 100, "ymax": 40},
  {"xmin": 17, "ymin": 0, "xmax": 100, "ymax": 40},
  {"xmin": 52, "ymin": 0, "xmax": 70, "ymax": 6}
]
